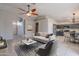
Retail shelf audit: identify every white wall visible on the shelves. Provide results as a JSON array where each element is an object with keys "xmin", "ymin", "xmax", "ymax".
[
  {"xmin": 48, "ymin": 17, "xmax": 56, "ymax": 34},
  {"xmin": 0, "ymin": 11, "xmax": 18, "ymax": 40},
  {"xmin": 35, "ymin": 19, "xmax": 48, "ymax": 33},
  {"xmin": 34, "ymin": 16, "xmax": 56, "ymax": 34}
]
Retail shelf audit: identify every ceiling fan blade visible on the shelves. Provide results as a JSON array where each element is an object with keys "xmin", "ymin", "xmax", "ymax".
[
  {"xmin": 22, "ymin": 13, "xmax": 27, "ymax": 14},
  {"xmin": 31, "ymin": 8, "xmax": 36, "ymax": 12},
  {"xmin": 18, "ymin": 13, "xmax": 27, "ymax": 15},
  {"xmin": 30, "ymin": 8, "xmax": 38, "ymax": 15},
  {"xmin": 18, "ymin": 3, "xmax": 38, "ymax": 16},
  {"xmin": 31, "ymin": 13, "xmax": 38, "ymax": 16},
  {"xmin": 18, "ymin": 8, "xmax": 26, "ymax": 12}
]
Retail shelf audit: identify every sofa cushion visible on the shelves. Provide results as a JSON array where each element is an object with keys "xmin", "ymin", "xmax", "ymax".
[
  {"xmin": 45, "ymin": 33, "xmax": 53, "ymax": 38},
  {"xmin": 38, "ymin": 32, "xmax": 48, "ymax": 37},
  {"xmin": 35, "ymin": 33, "xmax": 40, "ymax": 36},
  {"xmin": 49, "ymin": 35, "xmax": 56, "ymax": 40},
  {"xmin": 33, "ymin": 36, "xmax": 49, "ymax": 43}
]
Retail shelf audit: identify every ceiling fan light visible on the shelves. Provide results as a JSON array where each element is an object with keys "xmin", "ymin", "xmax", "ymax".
[{"xmin": 26, "ymin": 13, "xmax": 31, "ymax": 16}]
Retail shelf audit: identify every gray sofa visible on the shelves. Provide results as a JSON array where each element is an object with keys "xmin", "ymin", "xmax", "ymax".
[{"xmin": 33, "ymin": 32, "xmax": 56, "ymax": 43}]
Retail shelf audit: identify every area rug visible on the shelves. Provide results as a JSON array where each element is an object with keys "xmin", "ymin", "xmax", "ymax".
[{"xmin": 15, "ymin": 42, "xmax": 43, "ymax": 56}]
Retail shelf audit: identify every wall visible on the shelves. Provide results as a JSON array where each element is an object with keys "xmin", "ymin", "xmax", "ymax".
[
  {"xmin": 48, "ymin": 17, "xmax": 56, "ymax": 34},
  {"xmin": 35, "ymin": 16, "xmax": 48, "ymax": 33},
  {"xmin": 0, "ymin": 10, "xmax": 18, "ymax": 40},
  {"xmin": 35, "ymin": 19, "xmax": 48, "ymax": 33},
  {"xmin": 24, "ymin": 16, "xmax": 35, "ymax": 38},
  {"xmin": 48, "ymin": 18, "xmax": 53, "ymax": 34},
  {"xmin": 34, "ymin": 16, "xmax": 56, "ymax": 34}
]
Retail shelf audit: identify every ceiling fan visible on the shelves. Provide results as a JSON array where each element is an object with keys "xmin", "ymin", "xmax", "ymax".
[
  {"xmin": 18, "ymin": 3, "xmax": 38, "ymax": 16},
  {"xmin": 71, "ymin": 13, "xmax": 79, "ymax": 23},
  {"xmin": 62, "ymin": 13, "xmax": 79, "ymax": 23}
]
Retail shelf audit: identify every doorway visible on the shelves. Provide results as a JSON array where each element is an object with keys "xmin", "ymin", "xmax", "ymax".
[
  {"xmin": 13, "ymin": 17, "xmax": 25, "ymax": 37},
  {"xmin": 35, "ymin": 22, "xmax": 39, "ymax": 35}
]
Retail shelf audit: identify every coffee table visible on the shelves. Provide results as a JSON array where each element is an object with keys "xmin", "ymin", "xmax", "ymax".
[{"xmin": 22, "ymin": 39, "xmax": 37, "ymax": 45}]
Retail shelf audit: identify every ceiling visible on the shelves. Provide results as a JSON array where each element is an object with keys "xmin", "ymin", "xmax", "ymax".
[{"xmin": 0, "ymin": 3, "xmax": 79, "ymax": 22}]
